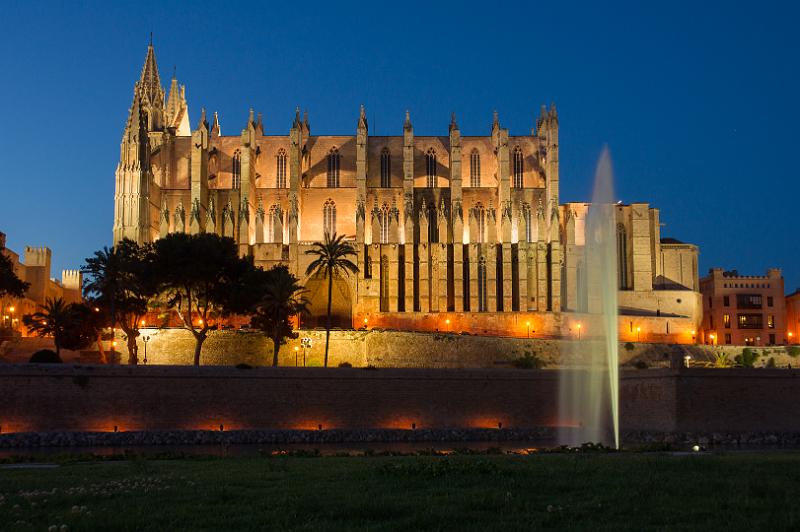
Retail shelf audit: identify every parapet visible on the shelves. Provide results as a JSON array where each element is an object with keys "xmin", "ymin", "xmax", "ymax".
[
  {"xmin": 61, "ymin": 269, "xmax": 83, "ymax": 291},
  {"xmin": 24, "ymin": 246, "xmax": 52, "ymax": 268}
]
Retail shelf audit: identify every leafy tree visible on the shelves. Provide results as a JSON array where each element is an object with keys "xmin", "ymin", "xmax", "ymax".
[
  {"xmin": 305, "ymin": 232, "xmax": 358, "ymax": 368},
  {"xmin": 0, "ymin": 245, "xmax": 29, "ymax": 299},
  {"xmin": 29, "ymin": 349, "xmax": 61, "ymax": 364},
  {"xmin": 22, "ymin": 298, "xmax": 94, "ymax": 357},
  {"xmin": 250, "ymin": 266, "xmax": 308, "ymax": 366},
  {"xmin": 82, "ymin": 239, "xmax": 155, "ymax": 364},
  {"xmin": 152, "ymin": 233, "xmax": 260, "ymax": 365}
]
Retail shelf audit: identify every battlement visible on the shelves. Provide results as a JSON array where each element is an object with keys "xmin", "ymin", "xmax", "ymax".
[
  {"xmin": 61, "ymin": 269, "xmax": 83, "ymax": 291},
  {"xmin": 24, "ymin": 246, "xmax": 52, "ymax": 268}
]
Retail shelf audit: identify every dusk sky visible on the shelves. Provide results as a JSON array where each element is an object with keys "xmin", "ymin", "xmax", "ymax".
[{"xmin": 1, "ymin": 1, "xmax": 798, "ymax": 290}]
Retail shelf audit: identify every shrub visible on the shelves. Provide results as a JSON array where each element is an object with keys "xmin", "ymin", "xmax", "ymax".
[
  {"xmin": 634, "ymin": 360, "xmax": 649, "ymax": 370},
  {"xmin": 711, "ymin": 351, "xmax": 732, "ymax": 368},
  {"xmin": 624, "ymin": 342, "xmax": 635, "ymax": 351},
  {"xmin": 788, "ymin": 346, "xmax": 800, "ymax": 358},
  {"xmin": 734, "ymin": 348, "xmax": 760, "ymax": 368},
  {"xmin": 512, "ymin": 352, "xmax": 544, "ymax": 369},
  {"xmin": 338, "ymin": 361, "xmax": 352, "ymax": 368},
  {"xmin": 766, "ymin": 357, "xmax": 777, "ymax": 368},
  {"xmin": 29, "ymin": 349, "xmax": 62, "ymax": 364},
  {"xmin": 235, "ymin": 363, "xmax": 252, "ymax": 370}
]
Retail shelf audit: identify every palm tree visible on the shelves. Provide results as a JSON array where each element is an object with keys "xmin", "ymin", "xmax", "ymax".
[
  {"xmin": 251, "ymin": 266, "xmax": 309, "ymax": 366},
  {"xmin": 305, "ymin": 232, "xmax": 358, "ymax": 367},
  {"xmin": 23, "ymin": 298, "xmax": 72, "ymax": 357}
]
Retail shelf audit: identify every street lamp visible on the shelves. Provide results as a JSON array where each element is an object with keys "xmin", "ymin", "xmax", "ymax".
[
  {"xmin": 526, "ymin": 321, "xmax": 531, "ymax": 338},
  {"xmin": 300, "ymin": 337, "xmax": 312, "ymax": 367},
  {"xmin": 691, "ymin": 329, "xmax": 696, "ymax": 344},
  {"xmin": 709, "ymin": 333, "xmax": 716, "ymax": 345},
  {"xmin": 294, "ymin": 345, "xmax": 300, "ymax": 367},
  {"xmin": 142, "ymin": 335, "xmax": 151, "ymax": 365},
  {"xmin": 576, "ymin": 323, "xmax": 582, "ymax": 341},
  {"xmin": 636, "ymin": 326, "xmax": 642, "ymax": 342}
]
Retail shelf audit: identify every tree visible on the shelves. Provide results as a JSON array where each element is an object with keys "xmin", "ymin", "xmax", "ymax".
[
  {"xmin": 153, "ymin": 233, "xmax": 259, "ymax": 365},
  {"xmin": 0, "ymin": 246, "xmax": 29, "ymax": 299},
  {"xmin": 82, "ymin": 239, "xmax": 155, "ymax": 365},
  {"xmin": 305, "ymin": 232, "xmax": 358, "ymax": 367},
  {"xmin": 251, "ymin": 266, "xmax": 308, "ymax": 366},
  {"xmin": 22, "ymin": 298, "xmax": 94, "ymax": 357}
]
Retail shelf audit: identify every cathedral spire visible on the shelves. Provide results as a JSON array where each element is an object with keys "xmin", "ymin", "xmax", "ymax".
[
  {"xmin": 358, "ymin": 104, "xmax": 368, "ymax": 131},
  {"xmin": 449, "ymin": 112, "xmax": 459, "ymax": 132},
  {"xmin": 492, "ymin": 110, "xmax": 500, "ymax": 131},
  {"xmin": 292, "ymin": 107, "xmax": 301, "ymax": 129},
  {"xmin": 211, "ymin": 111, "xmax": 221, "ymax": 136},
  {"xmin": 403, "ymin": 110, "xmax": 412, "ymax": 131},
  {"xmin": 138, "ymin": 40, "xmax": 162, "ymax": 105}
]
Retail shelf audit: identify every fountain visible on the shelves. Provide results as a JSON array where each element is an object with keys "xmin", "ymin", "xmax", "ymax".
[{"xmin": 558, "ymin": 147, "xmax": 620, "ymax": 448}]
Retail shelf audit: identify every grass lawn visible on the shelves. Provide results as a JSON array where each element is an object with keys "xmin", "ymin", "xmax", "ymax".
[{"xmin": 1, "ymin": 451, "xmax": 799, "ymax": 531}]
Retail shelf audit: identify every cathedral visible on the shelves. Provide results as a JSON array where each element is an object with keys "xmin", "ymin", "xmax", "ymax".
[{"xmin": 114, "ymin": 42, "xmax": 701, "ymax": 342}]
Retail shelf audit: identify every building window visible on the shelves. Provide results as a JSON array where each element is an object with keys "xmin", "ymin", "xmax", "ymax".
[
  {"xmin": 617, "ymin": 224, "xmax": 629, "ymax": 290},
  {"xmin": 380, "ymin": 203, "xmax": 390, "ymax": 244},
  {"xmin": 232, "ymin": 150, "xmax": 241, "ymax": 189},
  {"xmin": 327, "ymin": 148, "xmax": 340, "ymax": 188},
  {"xmin": 723, "ymin": 314, "xmax": 731, "ymax": 328},
  {"xmin": 428, "ymin": 207, "xmax": 438, "ymax": 243},
  {"xmin": 470, "ymin": 149, "xmax": 481, "ymax": 187},
  {"xmin": 737, "ymin": 294, "xmax": 762, "ymax": 309},
  {"xmin": 768, "ymin": 315, "xmax": 775, "ymax": 329},
  {"xmin": 380, "ymin": 148, "xmax": 391, "ymax": 188},
  {"xmin": 426, "ymin": 148, "xmax": 437, "ymax": 188},
  {"xmin": 708, "ymin": 296, "xmax": 712, "ymax": 309},
  {"xmin": 477, "ymin": 257, "xmax": 487, "ymax": 312},
  {"xmin": 525, "ymin": 208, "xmax": 532, "ymax": 243},
  {"xmin": 767, "ymin": 296, "xmax": 774, "ymax": 307},
  {"xmin": 380, "ymin": 255, "xmax": 389, "ymax": 312},
  {"xmin": 769, "ymin": 333, "xmax": 776, "ymax": 345},
  {"xmin": 512, "ymin": 146, "xmax": 523, "ymax": 188},
  {"xmin": 268, "ymin": 204, "xmax": 278, "ymax": 243},
  {"xmin": 737, "ymin": 313, "xmax": 763, "ymax": 329},
  {"xmin": 276, "ymin": 149, "xmax": 287, "ymax": 188},
  {"xmin": 474, "ymin": 204, "xmax": 486, "ymax": 244},
  {"xmin": 723, "ymin": 295, "xmax": 730, "ymax": 307},
  {"xmin": 323, "ymin": 199, "xmax": 336, "ymax": 235},
  {"xmin": 724, "ymin": 333, "xmax": 732, "ymax": 344}
]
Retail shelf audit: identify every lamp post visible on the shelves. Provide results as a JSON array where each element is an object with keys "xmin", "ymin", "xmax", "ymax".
[
  {"xmin": 691, "ymin": 330, "xmax": 696, "ymax": 344},
  {"xmin": 709, "ymin": 333, "xmax": 716, "ymax": 346},
  {"xmin": 526, "ymin": 321, "xmax": 531, "ymax": 338},
  {"xmin": 636, "ymin": 326, "xmax": 641, "ymax": 342},
  {"xmin": 142, "ymin": 335, "xmax": 150, "ymax": 365},
  {"xmin": 576, "ymin": 323, "xmax": 582, "ymax": 341},
  {"xmin": 294, "ymin": 345, "xmax": 300, "ymax": 367},
  {"xmin": 301, "ymin": 337, "xmax": 312, "ymax": 367}
]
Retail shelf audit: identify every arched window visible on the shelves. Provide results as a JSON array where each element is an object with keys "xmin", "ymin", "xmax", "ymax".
[
  {"xmin": 327, "ymin": 148, "xmax": 340, "ymax": 188},
  {"xmin": 380, "ymin": 203, "xmax": 391, "ymax": 244},
  {"xmin": 380, "ymin": 255, "xmax": 390, "ymax": 312},
  {"xmin": 380, "ymin": 148, "xmax": 391, "ymax": 188},
  {"xmin": 474, "ymin": 203, "xmax": 486, "ymax": 244},
  {"xmin": 323, "ymin": 199, "xmax": 336, "ymax": 236},
  {"xmin": 525, "ymin": 208, "xmax": 532, "ymax": 243},
  {"xmin": 477, "ymin": 257, "xmax": 488, "ymax": 312},
  {"xmin": 512, "ymin": 146, "xmax": 523, "ymax": 188},
  {"xmin": 232, "ymin": 150, "xmax": 242, "ymax": 189},
  {"xmin": 426, "ymin": 148, "xmax": 437, "ymax": 188},
  {"xmin": 470, "ymin": 149, "xmax": 481, "ymax": 187},
  {"xmin": 276, "ymin": 149, "xmax": 287, "ymax": 188},
  {"xmin": 617, "ymin": 223, "xmax": 629, "ymax": 289},
  {"xmin": 268, "ymin": 204, "xmax": 278, "ymax": 243}
]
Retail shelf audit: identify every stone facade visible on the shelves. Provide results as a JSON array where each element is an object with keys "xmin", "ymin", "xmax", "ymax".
[
  {"xmin": 0, "ymin": 232, "xmax": 82, "ymax": 336},
  {"xmin": 113, "ymin": 43, "xmax": 701, "ymax": 339},
  {"xmin": 787, "ymin": 289, "xmax": 800, "ymax": 344},
  {"xmin": 700, "ymin": 268, "xmax": 787, "ymax": 346}
]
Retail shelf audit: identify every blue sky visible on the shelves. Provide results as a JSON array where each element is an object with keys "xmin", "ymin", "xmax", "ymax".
[{"xmin": 1, "ymin": 1, "xmax": 798, "ymax": 290}]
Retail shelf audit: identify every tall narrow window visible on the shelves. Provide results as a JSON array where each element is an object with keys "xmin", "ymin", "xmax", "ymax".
[
  {"xmin": 276, "ymin": 149, "xmax": 287, "ymax": 188},
  {"xmin": 475, "ymin": 203, "xmax": 486, "ymax": 244},
  {"xmin": 470, "ymin": 149, "xmax": 481, "ymax": 187},
  {"xmin": 327, "ymin": 147, "xmax": 340, "ymax": 188},
  {"xmin": 512, "ymin": 146, "xmax": 523, "ymax": 188},
  {"xmin": 477, "ymin": 257, "xmax": 488, "ymax": 312},
  {"xmin": 232, "ymin": 150, "xmax": 242, "ymax": 189},
  {"xmin": 525, "ymin": 208, "xmax": 532, "ymax": 243},
  {"xmin": 267, "ymin": 204, "xmax": 277, "ymax": 242},
  {"xmin": 380, "ymin": 255, "xmax": 390, "ymax": 312},
  {"xmin": 617, "ymin": 223, "xmax": 629, "ymax": 289},
  {"xmin": 428, "ymin": 207, "xmax": 438, "ymax": 243},
  {"xmin": 426, "ymin": 148, "xmax": 437, "ymax": 188},
  {"xmin": 323, "ymin": 199, "xmax": 336, "ymax": 236},
  {"xmin": 380, "ymin": 203, "xmax": 390, "ymax": 244},
  {"xmin": 380, "ymin": 148, "xmax": 391, "ymax": 188}
]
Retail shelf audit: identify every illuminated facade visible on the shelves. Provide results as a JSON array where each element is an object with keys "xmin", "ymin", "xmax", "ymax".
[{"xmin": 114, "ymin": 43, "xmax": 700, "ymax": 339}]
